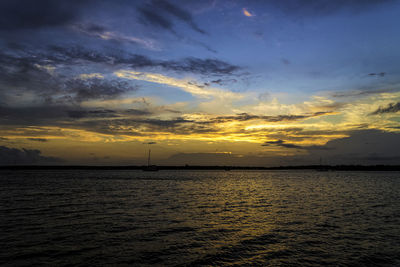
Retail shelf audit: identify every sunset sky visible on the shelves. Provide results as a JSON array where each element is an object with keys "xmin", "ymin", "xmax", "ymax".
[{"xmin": 1, "ymin": 0, "xmax": 400, "ymax": 165}]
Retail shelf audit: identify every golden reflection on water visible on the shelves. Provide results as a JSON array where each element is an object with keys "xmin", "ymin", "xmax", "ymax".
[{"xmin": 1, "ymin": 170, "xmax": 399, "ymax": 266}]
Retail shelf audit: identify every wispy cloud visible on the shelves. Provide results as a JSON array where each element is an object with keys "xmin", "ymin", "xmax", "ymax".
[
  {"xmin": 211, "ymin": 112, "xmax": 333, "ymax": 123},
  {"xmin": 114, "ymin": 70, "xmax": 242, "ymax": 100},
  {"xmin": 137, "ymin": 0, "xmax": 205, "ymax": 34},
  {"xmin": 262, "ymin": 139, "xmax": 331, "ymax": 150},
  {"xmin": 65, "ymin": 78, "xmax": 139, "ymax": 103},
  {"xmin": 368, "ymin": 72, "xmax": 386, "ymax": 77},
  {"xmin": 45, "ymin": 46, "xmax": 239, "ymax": 75},
  {"xmin": 370, "ymin": 102, "xmax": 400, "ymax": 115},
  {"xmin": 73, "ymin": 23, "xmax": 159, "ymax": 50}
]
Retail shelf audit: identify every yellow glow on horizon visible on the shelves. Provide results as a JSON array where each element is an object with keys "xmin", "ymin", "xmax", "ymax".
[{"xmin": 1, "ymin": 87, "xmax": 399, "ymax": 163}]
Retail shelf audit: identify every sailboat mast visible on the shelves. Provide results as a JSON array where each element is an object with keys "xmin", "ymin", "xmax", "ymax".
[{"xmin": 147, "ymin": 149, "xmax": 151, "ymax": 166}]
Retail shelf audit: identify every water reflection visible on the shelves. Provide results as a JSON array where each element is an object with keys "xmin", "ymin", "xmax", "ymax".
[{"xmin": 0, "ymin": 170, "xmax": 399, "ymax": 266}]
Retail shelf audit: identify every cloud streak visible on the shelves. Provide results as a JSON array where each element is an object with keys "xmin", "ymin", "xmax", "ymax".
[
  {"xmin": 73, "ymin": 23, "xmax": 159, "ymax": 50},
  {"xmin": 262, "ymin": 139, "xmax": 331, "ymax": 150},
  {"xmin": 27, "ymin": 138, "xmax": 49, "ymax": 142},
  {"xmin": 212, "ymin": 112, "xmax": 332, "ymax": 123},
  {"xmin": 114, "ymin": 70, "xmax": 242, "ymax": 99},
  {"xmin": 45, "ymin": 46, "xmax": 241, "ymax": 75},
  {"xmin": 370, "ymin": 102, "xmax": 400, "ymax": 115},
  {"xmin": 66, "ymin": 78, "xmax": 139, "ymax": 103},
  {"xmin": 137, "ymin": 0, "xmax": 205, "ymax": 34}
]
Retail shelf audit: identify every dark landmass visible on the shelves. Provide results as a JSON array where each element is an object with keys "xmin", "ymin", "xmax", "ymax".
[{"xmin": 1, "ymin": 165, "xmax": 400, "ymax": 171}]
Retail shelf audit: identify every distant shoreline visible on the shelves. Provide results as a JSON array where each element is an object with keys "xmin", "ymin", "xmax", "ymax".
[{"xmin": 1, "ymin": 165, "xmax": 400, "ymax": 171}]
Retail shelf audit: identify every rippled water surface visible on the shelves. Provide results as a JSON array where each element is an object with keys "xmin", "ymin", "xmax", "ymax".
[{"xmin": 1, "ymin": 170, "xmax": 400, "ymax": 266}]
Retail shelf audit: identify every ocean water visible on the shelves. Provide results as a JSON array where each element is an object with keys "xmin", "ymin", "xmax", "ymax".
[{"xmin": 0, "ymin": 170, "xmax": 399, "ymax": 266}]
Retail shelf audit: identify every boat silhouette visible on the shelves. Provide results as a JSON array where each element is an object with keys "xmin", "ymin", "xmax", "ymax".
[
  {"xmin": 317, "ymin": 157, "xmax": 328, "ymax": 172},
  {"xmin": 143, "ymin": 149, "xmax": 159, "ymax": 171}
]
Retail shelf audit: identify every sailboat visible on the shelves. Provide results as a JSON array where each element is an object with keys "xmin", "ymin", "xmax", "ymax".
[
  {"xmin": 143, "ymin": 149, "xmax": 159, "ymax": 171},
  {"xmin": 317, "ymin": 157, "xmax": 328, "ymax": 172}
]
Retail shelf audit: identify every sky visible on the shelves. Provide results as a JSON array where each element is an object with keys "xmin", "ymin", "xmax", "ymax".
[{"xmin": 1, "ymin": 0, "xmax": 400, "ymax": 166}]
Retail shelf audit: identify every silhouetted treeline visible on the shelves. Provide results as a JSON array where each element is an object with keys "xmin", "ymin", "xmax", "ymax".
[{"xmin": 1, "ymin": 165, "xmax": 400, "ymax": 171}]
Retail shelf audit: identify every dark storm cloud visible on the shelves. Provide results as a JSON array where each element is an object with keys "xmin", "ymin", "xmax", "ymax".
[
  {"xmin": 46, "ymin": 46, "xmax": 240, "ymax": 75},
  {"xmin": 303, "ymin": 130, "xmax": 400, "ymax": 164},
  {"xmin": 3, "ymin": 46, "xmax": 228, "ymax": 78},
  {"xmin": 152, "ymin": 0, "xmax": 205, "ymax": 34},
  {"xmin": 0, "ymin": 0, "xmax": 88, "ymax": 30},
  {"xmin": 159, "ymin": 58, "xmax": 240, "ymax": 75},
  {"xmin": 268, "ymin": 0, "xmax": 394, "ymax": 17},
  {"xmin": 47, "ymin": 45, "xmax": 115, "ymax": 64},
  {"xmin": 0, "ymin": 51, "xmax": 140, "ymax": 103},
  {"xmin": 137, "ymin": 0, "xmax": 205, "ymax": 34},
  {"xmin": 0, "ymin": 53, "xmax": 57, "ymax": 94},
  {"xmin": 131, "ymin": 117, "xmax": 194, "ymax": 127},
  {"xmin": 125, "ymin": 109, "xmax": 153, "ymax": 116},
  {"xmin": 370, "ymin": 102, "xmax": 400, "ymax": 115},
  {"xmin": 262, "ymin": 139, "xmax": 330, "ymax": 150},
  {"xmin": 0, "ymin": 106, "xmax": 150, "ymax": 126},
  {"xmin": 0, "ymin": 106, "xmax": 71, "ymax": 125},
  {"xmin": 67, "ymin": 109, "xmax": 119, "ymax": 119},
  {"xmin": 65, "ymin": 78, "xmax": 139, "ymax": 102},
  {"xmin": 0, "ymin": 101, "xmax": 191, "ymax": 134},
  {"xmin": 0, "ymin": 146, "xmax": 62, "ymax": 165},
  {"xmin": 138, "ymin": 4, "xmax": 174, "ymax": 32},
  {"xmin": 70, "ymin": 116, "xmax": 219, "ymax": 136}
]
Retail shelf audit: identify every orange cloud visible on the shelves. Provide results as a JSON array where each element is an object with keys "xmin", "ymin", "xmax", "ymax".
[{"xmin": 243, "ymin": 8, "xmax": 254, "ymax": 17}]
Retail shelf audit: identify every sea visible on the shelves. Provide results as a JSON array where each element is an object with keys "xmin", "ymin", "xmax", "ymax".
[{"xmin": 0, "ymin": 170, "xmax": 399, "ymax": 266}]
